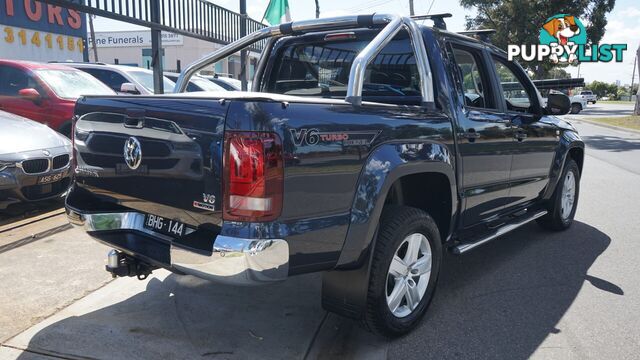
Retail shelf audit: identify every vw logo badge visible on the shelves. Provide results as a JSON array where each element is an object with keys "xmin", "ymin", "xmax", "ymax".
[{"xmin": 123, "ymin": 137, "xmax": 142, "ymax": 170}]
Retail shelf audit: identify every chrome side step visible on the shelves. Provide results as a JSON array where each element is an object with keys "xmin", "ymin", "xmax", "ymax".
[{"xmin": 453, "ymin": 210, "xmax": 548, "ymax": 254}]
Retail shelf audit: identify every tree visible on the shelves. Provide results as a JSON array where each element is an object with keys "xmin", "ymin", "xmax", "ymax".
[
  {"xmin": 460, "ymin": 0, "xmax": 616, "ymax": 79},
  {"xmin": 546, "ymin": 67, "xmax": 571, "ymax": 79},
  {"xmin": 585, "ymin": 80, "xmax": 618, "ymax": 98}
]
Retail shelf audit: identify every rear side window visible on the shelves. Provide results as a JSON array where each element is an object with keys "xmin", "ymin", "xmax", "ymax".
[
  {"xmin": 450, "ymin": 47, "xmax": 496, "ymax": 110},
  {"xmin": 83, "ymin": 68, "xmax": 128, "ymax": 92},
  {"xmin": 492, "ymin": 57, "xmax": 534, "ymax": 113},
  {"xmin": 266, "ymin": 31, "xmax": 422, "ymax": 105}
]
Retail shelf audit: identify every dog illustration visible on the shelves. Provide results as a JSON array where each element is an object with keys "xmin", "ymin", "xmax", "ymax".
[{"xmin": 542, "ymin": 16, "xmax": 581, "ymax": 63}]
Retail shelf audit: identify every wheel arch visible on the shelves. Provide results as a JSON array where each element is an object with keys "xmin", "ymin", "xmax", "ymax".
[
  {"xmin": 384, "ymin": 172, "xmax": 453, "ymax": 243},
  {"xmin": 568, "ymin": 146, "xmax": 584, "ymax": 174},
  {"xmin": 335, "ymin": 141, "xmax": 457, "ymax": 269},
  {"xmin": 542, "ymin": 130, "xmax": 584, "ymax": 200},
  {"xmin": 322, "ymin": 141, "xmax": 456, "ymax": 320}
]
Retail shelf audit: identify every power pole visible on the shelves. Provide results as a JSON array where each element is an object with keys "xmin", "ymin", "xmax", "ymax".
[
  {"xmin": 240, "ymin": 0, "xmax": 248, "ymax": 91},
  {"xmin": 632, "ymin": 54, "xmax": 636, "ymax": 95},
  {"xmin": 635, "ymin": 45, "xmax": 640, "ymax": 116},
  {"xmin": 409, "ymin": 0, "xmax": 415, "ymax": 15},
  {"xmin": 315, "ymin": 0, "xmax": 320, "ymax": 18},
  {"xmin": 88, "ymin": 14, "xmax": 98, "ymax": 62}
]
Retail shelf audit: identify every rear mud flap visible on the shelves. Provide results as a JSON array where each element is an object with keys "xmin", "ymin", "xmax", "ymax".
[{"xmin": 321, "ymin": 247, "xmax": 373, "ymax": 320}]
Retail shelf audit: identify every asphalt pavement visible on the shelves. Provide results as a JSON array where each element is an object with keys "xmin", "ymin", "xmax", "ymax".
[{"xmin": 1, "ymin": 102, "xmax": 639, "ymax": 359}]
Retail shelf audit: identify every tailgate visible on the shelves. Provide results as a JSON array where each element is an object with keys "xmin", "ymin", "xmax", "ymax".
[{"xmin": 73, "ymin": 96, "xmax": 227, "ymax": 227}]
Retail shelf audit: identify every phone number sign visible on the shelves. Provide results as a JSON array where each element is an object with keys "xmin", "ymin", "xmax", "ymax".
[{"xmin": 0, "ymin": 0, "xmax": 87, "ymax": 62}]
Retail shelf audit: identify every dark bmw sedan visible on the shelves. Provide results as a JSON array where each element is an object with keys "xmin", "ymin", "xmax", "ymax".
[{"xmin": 0, "ymin": 110, "xmax": 71, "ymax": 210}]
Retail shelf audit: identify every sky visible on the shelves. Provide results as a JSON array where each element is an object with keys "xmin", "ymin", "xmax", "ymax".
[{"xmin": 93, "ymin": 0, "xmax": 640, "ymax": 85}]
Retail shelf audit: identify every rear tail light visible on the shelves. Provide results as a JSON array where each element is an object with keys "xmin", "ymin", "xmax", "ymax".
[
  {"xmin": 324, "ymin": 32, "xmax": 356, "ymax": 41},
  {"xmin": 223, "ymin": 131, "xmax": 283, "ymax": 222}
]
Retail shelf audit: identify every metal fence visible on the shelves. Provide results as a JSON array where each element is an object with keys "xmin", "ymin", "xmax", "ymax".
[{"xmin": 41, "ymin": 0, "xmax": 267, "ymax": 50}]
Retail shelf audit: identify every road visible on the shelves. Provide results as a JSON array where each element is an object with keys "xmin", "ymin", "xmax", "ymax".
[
  {"xmin": 570, "ymin": 101, "xmax": 635, "ymax": 119},
  {"xmin": 1, "ymin": 103, "xmax": 639, "ymax": 359}
]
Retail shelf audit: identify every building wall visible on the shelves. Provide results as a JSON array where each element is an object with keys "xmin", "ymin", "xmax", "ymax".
[{"xmin": 89, "ymin": 33, "xmax": 259, "ymax": 78}]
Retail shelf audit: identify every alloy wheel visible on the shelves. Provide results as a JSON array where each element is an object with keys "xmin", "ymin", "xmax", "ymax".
[
  {"xmin": 560, "ymin": 171, "xmax": 576, "ymax": 220},
  {"xmin": 385, "ymin": 233, "xmax": 432, "ymax": 318}
]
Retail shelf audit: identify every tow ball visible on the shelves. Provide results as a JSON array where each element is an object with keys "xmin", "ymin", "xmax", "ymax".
[{"xmin": 106, "ymin": 249, "xmax": 155, "ymax": 280}]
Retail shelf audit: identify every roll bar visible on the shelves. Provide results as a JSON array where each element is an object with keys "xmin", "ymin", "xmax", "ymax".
[{"xmin": 175, "ymin": 14, "xmax": 435, "ymax": 107}]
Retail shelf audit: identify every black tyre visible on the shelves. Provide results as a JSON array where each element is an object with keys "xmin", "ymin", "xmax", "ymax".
[
  {"xmin": 570, "ymin": 103, "xmax": 582, "ymax": 114},
  {"xmin": 364, "ymin": 206, "xmax": 442, "ymax": 337},
  {"xmin": 537, "ymin": 159, "xmax": 580, "ymax": 231}
]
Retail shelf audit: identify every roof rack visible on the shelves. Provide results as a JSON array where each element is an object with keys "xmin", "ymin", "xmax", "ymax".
[
  {"xmin": 458, "ymin": 29, "xmax": 496, "ymax": 43},
  {"xmin": 410, "ymin": 13, "xmax": 452, "ymax": 30}
]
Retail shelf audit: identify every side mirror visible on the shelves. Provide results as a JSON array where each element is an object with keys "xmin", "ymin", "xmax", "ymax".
[
  {"xmin": 545, "ymin": 92, "xmax": 571, "ymax": 115},
  {"xmin": 120, "ymin": 83, "xmax": 140, "ymax": 94},
  {"xmin": 18, "ymin": 88, "xmax": 42, "ymax": 104}
]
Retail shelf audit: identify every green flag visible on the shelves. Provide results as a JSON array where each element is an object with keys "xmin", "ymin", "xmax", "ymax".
[{"xmin": 262, "ymin": 0, "xmax": 291, "ymax": 25}]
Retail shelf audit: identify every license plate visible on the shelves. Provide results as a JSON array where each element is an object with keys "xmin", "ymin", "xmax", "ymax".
[
  {"xmin": 115, "ymin": 163, "xmax": 149, "ymax": 175},
  {"xmin": 143, "ymin": 213, "xmax": 188, "ymax": 238},
  {"xmin": 37, "ymin": 172, "xmax": 64, "ymax": 184}
]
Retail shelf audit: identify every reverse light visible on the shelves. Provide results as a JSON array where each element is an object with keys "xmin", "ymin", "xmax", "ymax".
[{"xmin": 223, "ymin": 131, "xmax": 283, "ymax": 222}]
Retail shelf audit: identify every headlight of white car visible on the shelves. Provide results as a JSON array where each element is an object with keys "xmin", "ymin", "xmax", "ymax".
[{"xmin": 0, "ymin": 161, "xmax": 16, "ymax": 172}]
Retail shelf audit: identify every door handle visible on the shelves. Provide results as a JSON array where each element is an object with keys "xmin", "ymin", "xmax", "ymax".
[
  {"xmin": 514, "ymin": 131, "xmax": 528, "ymax": 141},
  {"xmin": 462, "ymin": 129, "xmax": 480, "ymax": 142}
]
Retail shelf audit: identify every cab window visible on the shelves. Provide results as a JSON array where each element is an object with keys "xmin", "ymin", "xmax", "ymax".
[
  {"xmin": 450, "ymin": 47, "xmax": 496, "ymax": 110},
  {"xmin": 267, "ymin": 30, "xmax": 422, "ymax": 105},
  {"xmin": 0, "ymin": 66, "xmax": 41, "ymax": 96},
  {"xmin": 492, "ymin": 57, "xmax": 534, "ymax": 113}
]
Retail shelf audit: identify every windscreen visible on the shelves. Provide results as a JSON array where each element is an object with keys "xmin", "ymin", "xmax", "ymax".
[
  {"xmin": 190, "ymin": 77, "xmax": 226, "ymax": 92},
  {"xmin": 128, "ymin": 71, "xmax": 176, "ymax": 93},
  {"xmin": 35, "ymin": 69, "xmax": 115, "ymax": 99},
  {"xmin": 266, "ymin": 31, "xmax": 422, "ymax": 105}
]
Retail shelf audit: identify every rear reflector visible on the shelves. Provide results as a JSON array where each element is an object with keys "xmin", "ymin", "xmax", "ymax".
[{"xmin": 223, "ymin": 131, "xmax": 283, "ymax": 222}]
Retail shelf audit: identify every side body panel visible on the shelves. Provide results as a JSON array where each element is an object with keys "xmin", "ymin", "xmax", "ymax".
[{"xmin": 506, "ymin": 117, "xmax": 558, "ymax": 209}]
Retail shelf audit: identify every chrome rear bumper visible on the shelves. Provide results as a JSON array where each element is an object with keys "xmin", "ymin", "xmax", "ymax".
[{"xmin": 66, "ymin": 208, "xmax": 289, "ymax": 285}]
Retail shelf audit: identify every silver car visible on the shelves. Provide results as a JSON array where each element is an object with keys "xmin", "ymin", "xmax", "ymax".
[
  {"xmin": 0, "ymin": 110, "xmax": 72, "ymax": 210},
  {"xmin": 61, "ymin": 63, "xmax": 176, "ymax": 95}
]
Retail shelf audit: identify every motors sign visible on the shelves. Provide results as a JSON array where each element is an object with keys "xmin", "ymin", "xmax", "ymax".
[
  {"xmin": 92, "ymin": 31, "xmax": 184, "ymax": 48},
  {"xmin": 0, "ymin": 0, "xmax": 87, "ymax": 62}
]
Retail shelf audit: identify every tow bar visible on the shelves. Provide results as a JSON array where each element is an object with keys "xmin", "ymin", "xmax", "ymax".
[{"xmin": 106, "ymin": 249, "xmax": 155, "ymax": 280}]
